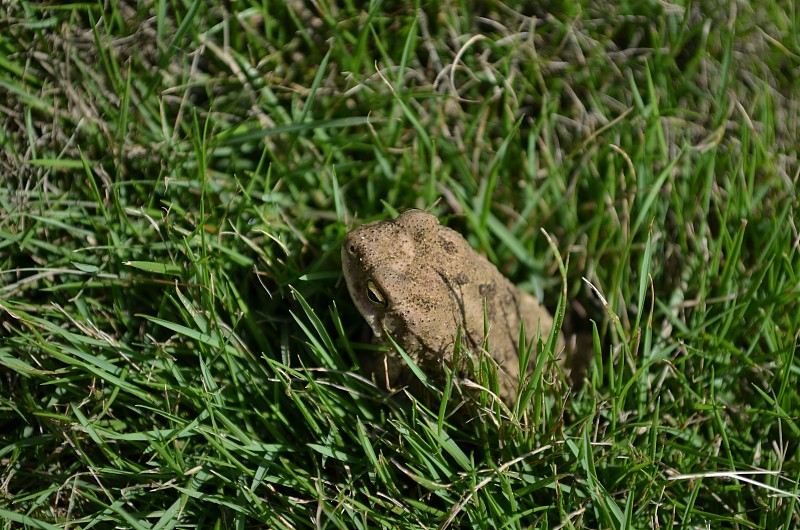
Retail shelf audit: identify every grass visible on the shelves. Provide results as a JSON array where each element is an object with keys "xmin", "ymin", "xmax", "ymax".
[{"xmin": 1, "ymin": 0, "xmax": 798, "ymax": 527}]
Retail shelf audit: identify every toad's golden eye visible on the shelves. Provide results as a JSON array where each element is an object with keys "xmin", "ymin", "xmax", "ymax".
[{"xmin": 366, "ymin": 280, "xmax": 388, "ymax": 308}]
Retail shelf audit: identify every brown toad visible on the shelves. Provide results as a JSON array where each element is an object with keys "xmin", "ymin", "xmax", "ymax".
[{"xmin": 342, "ymin": 209, "xmax": 565, "ymax": 404}]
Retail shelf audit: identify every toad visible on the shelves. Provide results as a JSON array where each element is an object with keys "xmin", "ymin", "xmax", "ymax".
[{"xmin": 342, "ymin": 209, "xmax": 566, "ymax": 405}]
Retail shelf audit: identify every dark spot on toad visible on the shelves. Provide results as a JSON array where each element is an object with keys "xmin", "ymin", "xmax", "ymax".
[
  {"xmin": 478, "ymin": 282, "xmax": 496, "ymax": 299},
  {"xmin": 439, "ymin": 237, "xmax": 457, "ymax": 254}
]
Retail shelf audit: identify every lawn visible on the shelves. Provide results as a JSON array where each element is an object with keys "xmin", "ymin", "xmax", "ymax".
[{"xmin": 1, "ymin": 0, "xmax": 798, "ymax": 528}]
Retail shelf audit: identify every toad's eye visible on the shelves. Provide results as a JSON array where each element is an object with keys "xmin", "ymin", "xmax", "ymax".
[{"xmin": 366, "ymin": 280, "xmax": 388, "ymax": 308}]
